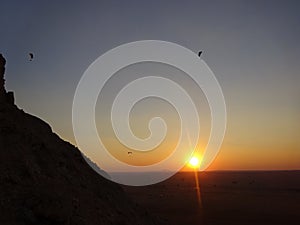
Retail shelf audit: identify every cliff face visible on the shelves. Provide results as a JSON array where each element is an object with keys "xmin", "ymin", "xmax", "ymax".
[
  {"xmin": 0, "ymin": 55, "xmax": 14, "ymax": 104},
  {"xmin": 0, "ymin": 54, "xmax": 158, "ymax": 225}
]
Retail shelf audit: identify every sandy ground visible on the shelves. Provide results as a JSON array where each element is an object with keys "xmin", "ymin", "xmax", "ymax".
[{"xmin": 122, "ymin": 171, "xmax": 300, "ymax": 225}]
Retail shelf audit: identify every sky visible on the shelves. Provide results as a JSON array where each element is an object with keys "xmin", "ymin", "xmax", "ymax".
[{"xmin": 1, "ymin": 0, "xmax": 299, "ymax": 171}]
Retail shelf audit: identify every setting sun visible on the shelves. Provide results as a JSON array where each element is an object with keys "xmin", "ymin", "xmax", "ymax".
[{"xmin": 189, "ymin": 156, "xmax": 200, "ymax": 168}]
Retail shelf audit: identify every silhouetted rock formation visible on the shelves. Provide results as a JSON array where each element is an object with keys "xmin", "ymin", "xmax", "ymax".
[
  {"xmin": 0, "ymin": 54, "xmax": 7, "ymax": 101},
  {"xmin": 0, "ymin": 54, "xmax": 159, "ymax": 225},
  {"xmin": 0, "ymin": 54, "xmax": 14, "ymax": 104}
]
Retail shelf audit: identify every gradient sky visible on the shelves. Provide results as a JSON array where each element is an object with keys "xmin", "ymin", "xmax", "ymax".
[{"xmin": 1, "ymin": 0, "xmax": 299, "ymax": 170}]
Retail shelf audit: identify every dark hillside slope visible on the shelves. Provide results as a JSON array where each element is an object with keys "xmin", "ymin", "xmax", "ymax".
[{"xmin": 0, "ymin": 54, "xmax": 159, "ymax": 225}]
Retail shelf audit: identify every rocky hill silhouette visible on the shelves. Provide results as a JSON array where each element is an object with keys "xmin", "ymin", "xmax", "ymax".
[{"xmin": 0, "ymin": 54, "xmax": 159, "ymax": 225}]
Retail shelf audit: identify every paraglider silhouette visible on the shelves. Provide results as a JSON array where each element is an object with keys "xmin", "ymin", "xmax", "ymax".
[
  {"xmin": 29, "ymin": 53, "xmax": 34, "ymax": 61},
  {"xmin": 198, "ymin": 51, "xmax": 202, "ymax": 58}
]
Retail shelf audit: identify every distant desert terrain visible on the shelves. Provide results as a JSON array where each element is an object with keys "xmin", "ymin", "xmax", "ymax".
[{"xmin": 123, "ymin": 171, "xmax": 300, "ymax": 225}]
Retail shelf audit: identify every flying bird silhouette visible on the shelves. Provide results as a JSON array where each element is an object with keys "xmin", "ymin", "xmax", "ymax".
[
  {"xmin": 29, "ymin": 53, "xmax": 34, "ymax": 61},
  {"xmin": 198, "ymin": 51, "xmax": 202, "ymax": 58}
]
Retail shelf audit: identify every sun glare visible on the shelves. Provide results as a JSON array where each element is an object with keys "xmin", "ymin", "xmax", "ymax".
[{"xmin": 189, "ymin": 156, "xmax": 200, "ymax": 168}]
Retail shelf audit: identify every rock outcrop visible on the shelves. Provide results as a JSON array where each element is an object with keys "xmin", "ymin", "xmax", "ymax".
[
  {"xmin": 0, "ymin": 54, "xmax": 14, "ymax": 104},
  {"xmin": 0, "ymin": 54, "xmax": 159, "ymax": 225}
]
